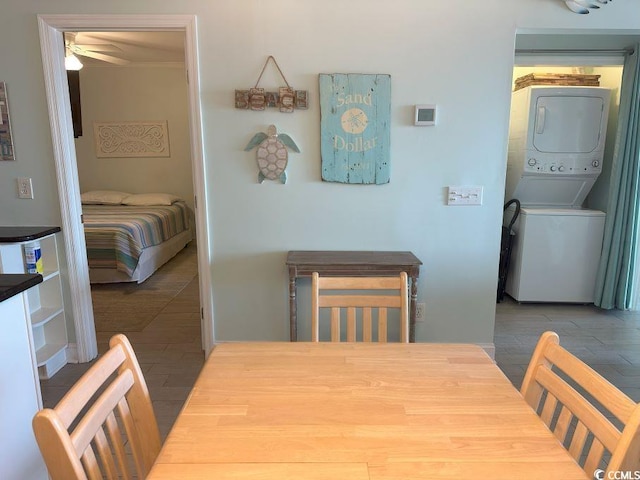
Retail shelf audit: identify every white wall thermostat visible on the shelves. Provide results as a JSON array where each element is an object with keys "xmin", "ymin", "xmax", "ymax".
[{"xmin": 414, "ymin": 104, "xmax": 437, "ymax": 126}]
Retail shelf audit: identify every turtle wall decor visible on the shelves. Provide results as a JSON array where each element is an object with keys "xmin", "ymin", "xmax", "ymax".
[{"xmin": 244, "ymin": 125, "xmax": 300, "ymax": 184}]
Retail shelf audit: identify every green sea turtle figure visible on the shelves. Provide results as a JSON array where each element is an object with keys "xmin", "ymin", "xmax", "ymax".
[{"xmin": 244, "ymin": 125, "xmax": 300, "ymax": 184}]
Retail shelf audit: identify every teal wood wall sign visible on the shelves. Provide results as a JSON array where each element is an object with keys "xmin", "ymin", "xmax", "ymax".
[{"xmin": 319, "ymin": 73, "xmax": 391, "ymax": 184}]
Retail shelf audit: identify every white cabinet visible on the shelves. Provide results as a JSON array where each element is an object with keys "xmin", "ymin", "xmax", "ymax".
[
  {"xmin": 0, "ymin": 285, "xmax": 49, "ymax": 480},
  {"xmin": 0, "ymin": 228, "xmax": 68, "ymax": 379}
]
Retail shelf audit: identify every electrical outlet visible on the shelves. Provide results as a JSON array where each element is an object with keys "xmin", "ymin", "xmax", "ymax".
[
  {"xmin": 17, "ymin": 177, "xmax": 34, "ymax": 199},
  {"xmin": 416, "ymin": 302, "xmax": 425, "ymax": 321}
]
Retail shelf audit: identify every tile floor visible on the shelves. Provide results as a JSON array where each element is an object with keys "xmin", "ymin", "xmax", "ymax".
[
  {"xmin": 40, "ymin": 251, "xmax": 640, "ymax": 438},
  {"xmin": 495, "ymin": 295, "xmax": 640, "ymax": 402}
]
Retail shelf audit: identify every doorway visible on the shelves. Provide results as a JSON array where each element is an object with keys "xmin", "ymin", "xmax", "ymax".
[
  {"xmin": 499, "ymin": 33, "xmax": 636, "ymax": 311},
  {"xmin": 37, "ymin": 14, "xmax": 214, "ymax": 362}
]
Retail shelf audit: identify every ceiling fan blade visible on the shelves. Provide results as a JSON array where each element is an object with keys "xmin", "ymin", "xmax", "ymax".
[
  {"xmin": 564, "ymin": 0, "xmax": 590, "ymax": 13},
  {"xmin": 75, "ymin": 49, "xmax": 130, "ymax": 65},
  {"xmin": 73, "ymin": 44, "xmax": 122, "ymax": 53}
]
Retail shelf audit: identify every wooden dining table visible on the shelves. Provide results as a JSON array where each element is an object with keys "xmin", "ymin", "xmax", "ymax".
[{"xmin": 147, "ymin": 342, "xmax": 588, "ymax": 480}]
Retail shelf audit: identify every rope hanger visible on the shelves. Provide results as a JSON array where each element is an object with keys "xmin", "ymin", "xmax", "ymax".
[{"xmin": 254, "ymin": 55, "xmax": 291, "ymax": 89}]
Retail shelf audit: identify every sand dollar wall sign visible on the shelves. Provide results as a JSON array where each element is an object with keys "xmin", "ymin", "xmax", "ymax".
[{"xmin": 319, "ymin": 74, "xmax": 391, "ymax": 184}]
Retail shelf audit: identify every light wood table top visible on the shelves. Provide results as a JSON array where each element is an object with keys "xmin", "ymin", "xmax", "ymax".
[{"xmin": 148, "ymin": 342, "xmax": 588, "ymax": 480}]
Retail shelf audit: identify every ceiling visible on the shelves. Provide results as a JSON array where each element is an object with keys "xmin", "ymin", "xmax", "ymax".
[{"xmin": 65, "ymin": 31, "xmax": 185, "ymax": 67}]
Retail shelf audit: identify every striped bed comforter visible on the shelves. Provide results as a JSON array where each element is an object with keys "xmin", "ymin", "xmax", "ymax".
[{"xmin": 83, "ymin": 201, "xmax": 190, "ymax": 276}]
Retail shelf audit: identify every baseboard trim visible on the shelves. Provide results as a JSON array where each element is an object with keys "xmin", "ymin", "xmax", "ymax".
[
  {"xmin": 478, "ymin": 343, "xmax": 495, "ymax": 360},
  {"xmin": 66, "ymin": 343, "xmax": 79, "ymax": 363}
]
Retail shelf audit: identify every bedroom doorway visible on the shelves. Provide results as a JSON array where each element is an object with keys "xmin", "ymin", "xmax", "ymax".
[{"xmin": 37, "ymin": 15, "xmax": 214, "ymax": 362}]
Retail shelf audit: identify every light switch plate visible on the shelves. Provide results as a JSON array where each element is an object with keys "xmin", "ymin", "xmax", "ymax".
[{"xmin": 447, "ymin": 185, "xmax": 483, "ymax": 206}]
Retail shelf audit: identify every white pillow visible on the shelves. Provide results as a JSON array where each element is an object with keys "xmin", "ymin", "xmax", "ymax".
[
  {"xmin": 121, "ymin": 193, "xmax": 181, "ymax": 206},
  {"xmin": 81, "ymin": 190, "xmax": 131, "ymax": 205}
]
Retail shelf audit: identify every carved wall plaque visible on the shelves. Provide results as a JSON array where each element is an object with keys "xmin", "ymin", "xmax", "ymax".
[{"xmin": 94, "ymin": 121, "xmax": 170, "ymax": 158}]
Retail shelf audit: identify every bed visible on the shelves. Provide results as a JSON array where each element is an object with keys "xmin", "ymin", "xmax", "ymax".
[{"xmin": 81, "ymin": 191, "xmax": 194, "ymax": 284}]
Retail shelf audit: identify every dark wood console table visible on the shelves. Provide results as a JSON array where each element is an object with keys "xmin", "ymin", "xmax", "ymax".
[{"xmin": 286, "ymin": 251, "xmax": 423, "ymax": 342}]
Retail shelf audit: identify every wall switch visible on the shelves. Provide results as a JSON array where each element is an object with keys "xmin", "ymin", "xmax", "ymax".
[
  {"xmin": 17, "ymin": 177, "xmax": 34, "ymax": 199},
  {"xmin": 447, "ymin": 185, "xmax": 483, "ymax": 206},
  {"xmin": 416, "ymin": 302, "xmax": 425, "ymax": 321}
]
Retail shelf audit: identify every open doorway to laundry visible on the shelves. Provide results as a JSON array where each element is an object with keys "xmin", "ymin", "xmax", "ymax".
[
  {"xmin": 500, "ymin": 32, "xmax": 630, "ymax": 308},
  {"xmin": 37, "ymin": 15, "xmax": 213, "ymax": 365}
]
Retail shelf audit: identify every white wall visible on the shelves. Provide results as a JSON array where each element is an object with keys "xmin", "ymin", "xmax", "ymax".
[
  {"xmin": 0, "ymin": 0, "xmax": 639, "ymax": 348},
  {"xmin": 74, "ymin": 65, "xmax": 194, "ymax": 209}
]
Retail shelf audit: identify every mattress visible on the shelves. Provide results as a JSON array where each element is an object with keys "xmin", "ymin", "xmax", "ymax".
[{"xmin": 83, "ymin": 201, "xmax": 191, "ymax": 277}]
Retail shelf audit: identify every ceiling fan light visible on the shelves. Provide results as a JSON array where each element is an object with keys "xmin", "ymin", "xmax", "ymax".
[{"xmin": 65, "ymin": 53, "xmax": 83, "ymax": 71}]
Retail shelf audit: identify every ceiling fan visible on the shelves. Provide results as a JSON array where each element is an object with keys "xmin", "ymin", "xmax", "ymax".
[
  {"xmin": 564, "ymin": 0, "xmax": 612, "ymax": 14},
  {"xmin": 64, "ymin": 32, "xmax": 130, "ymax": 69}
]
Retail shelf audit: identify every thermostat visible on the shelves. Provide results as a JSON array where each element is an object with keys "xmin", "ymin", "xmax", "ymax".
[{"xmin": 414, "ymin": 104, "xmax": 437, "ymax": 126}]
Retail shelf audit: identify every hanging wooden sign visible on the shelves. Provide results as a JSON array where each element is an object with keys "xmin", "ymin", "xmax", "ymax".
[
  {"xmin": 235, "ymin": 56, "xmax": 308, "ymax": 112},
  {"xmin": 319, "ymin": 73, "xmax": 391, "ymax": 184}
]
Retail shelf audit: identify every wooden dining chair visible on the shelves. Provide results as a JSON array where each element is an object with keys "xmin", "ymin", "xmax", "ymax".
[
  {"xmin": 311, "ymin": 272, "xmax": 409, "ymax": 342},
  {"xmin": 520, "ymin": 331, "xmax": 640, "ymax": 477},
  {"xmin": 32, "ymin": 334, "xmax": 162, "ymax": 480}
]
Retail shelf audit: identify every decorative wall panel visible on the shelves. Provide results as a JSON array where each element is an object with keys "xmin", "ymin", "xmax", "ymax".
[{"xmin": 94, "ymin": 121, "xmax": 170, "ymax": 158}]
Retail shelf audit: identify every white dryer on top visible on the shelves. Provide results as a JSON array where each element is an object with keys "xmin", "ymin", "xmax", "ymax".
[{"xmin": 505, "ymin": 85, "xmax": 610, "ymax": 208}]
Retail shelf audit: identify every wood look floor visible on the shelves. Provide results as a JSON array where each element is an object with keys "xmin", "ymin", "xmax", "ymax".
[
  {"xmin": 40, "ymin": 251, "xmax": 640, "ymax": 441},
  {"xmin": 39, "ymin": 243, "xmax": 203, "ymax": 439}
]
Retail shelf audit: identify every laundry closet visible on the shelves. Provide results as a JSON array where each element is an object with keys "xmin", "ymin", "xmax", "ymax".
[{"xmin": 504, "ymin": 65, "xmax": 623, "ymax": 304}]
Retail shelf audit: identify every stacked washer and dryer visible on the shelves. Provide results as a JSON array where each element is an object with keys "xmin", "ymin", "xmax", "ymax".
[{"xmin": 504, "ymin": 85, "xmax": 611, "ymax": 303}]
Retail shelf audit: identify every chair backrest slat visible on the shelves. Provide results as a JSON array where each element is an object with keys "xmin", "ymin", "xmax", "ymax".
[
  {"xmin": 56, "ymin": 345, "xmax": 127, "ymax": 427},
  {"xmin": 521, "ymin": 331, "xmax": 640, "ymax": 478},
  {"xmin": 535, "ymin": 365, "xmax": 620, "ymax": 452},
  {"xmin": 81, "ymin": 447, "xmax": 103, "ymax": 480},
  {"xmin": 539, "ymin": 391, "xmax": 558, "ymax": 426},
  {"xmin": 71, "ymin": 370, "xmax": 134, "ymax": 455},
  {"xmin": 311, "ymin": 272, "xmax": 408, "ymax": 343},
  {"xmin": 363, "ymin": 307, "xmax": 373, "ymax": 342},
  {"xmin": 584, "ymin": 438, "xmax": 605, "ymax": 477},
  {"xmin": 33, "ymin": 334, "xmax": 162, "ymax": 480},
  {"xmin": 91, "ymin": 426, "xmax": 118, "ymax": 479},
  {"xmin": 378, "ymin": 308, "xmax": 388, "ymax": 343},
  {"xmin": 318, "ymin": 295, "xmax": 403, "ymax": 308},
  {"xmin": 347, "ymin": 307, "xmax": 356, "ymax": 341},
  {"xmin": 544, "ymin": 340, "xmax": 636, "ymax": 423},
  {"xmin": 553, "ymin": 405, "xmax": 573, "ymax": 444}
]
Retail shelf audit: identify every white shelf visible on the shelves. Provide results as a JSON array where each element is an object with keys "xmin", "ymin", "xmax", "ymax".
[
  {"xmin": 41, "ymin": 270, "xmax": 59, "ymax": 281},
  {"xmin": 35, "ymin": 342, "xmax": 67, "ymax": 367},
  {"xmin": 30, "ymin": 306, "xmax": 64, "ymax": 328},
  {"xmin": 0, "ymin": 231, "xmax": 68, "ymax": 380}
]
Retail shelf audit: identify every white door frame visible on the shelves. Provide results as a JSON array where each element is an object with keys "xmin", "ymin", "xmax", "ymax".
[{"xmin": 37, "ymin": 14, "xmax": 214, "ymax": 361}]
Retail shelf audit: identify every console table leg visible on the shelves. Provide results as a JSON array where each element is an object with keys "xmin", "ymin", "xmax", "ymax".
[
  {"xmin": 289, "ymin": 275, "xmax": 297, "ymax": 341},
  {"xmin": 410, "ymin": 276, "xmax": 418, "ymax": 343}
]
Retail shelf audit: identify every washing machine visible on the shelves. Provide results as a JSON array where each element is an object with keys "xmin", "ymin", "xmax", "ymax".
[
  {"xmin": 503, "ymin": 85, "xmax": 610, "ymax": 303},
  {"xmin": 505, "ymin": 207, "xmax": 605, "ymax": 303}
]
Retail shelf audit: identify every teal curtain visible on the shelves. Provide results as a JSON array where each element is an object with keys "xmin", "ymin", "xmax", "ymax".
[{"xmin": 595, "ymin": 44, "xmax": 640, "ymax": 310}]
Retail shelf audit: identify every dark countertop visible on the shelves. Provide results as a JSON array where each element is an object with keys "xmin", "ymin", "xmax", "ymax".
[
  {"xmin": 0, "ymin": 226, "xmax": 61, "ymax": 243},
  {"xmin": 0, "ymin": 274, "xmax": 43, "ymax": 302}
]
